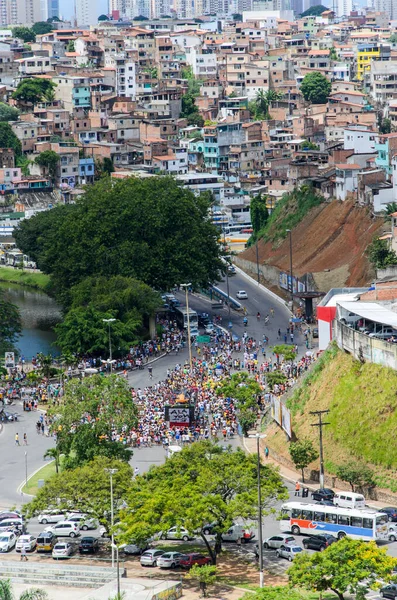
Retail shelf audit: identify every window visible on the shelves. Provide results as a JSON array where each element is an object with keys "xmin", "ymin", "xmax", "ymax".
[
  {"xmin": 363, "ymin": 518, "xmax": 373, "ymax": 529},
  {"xmin": 325, "ymin": 513, "xmax": 338, "ymax": 524},
  {"xmin": 301, "ymin": 510, "xmax": 313, "ymax": 520},
  {"xmin": 314, "ymin": 511, "xmax": 325, "ymax": 522},
  {"xmin": 338, "ymin": 515, "xmax": 350, "ymax": 526},
  {"xmin": 350, "ymin": 516, "xmax": 363, "ymax": 528}
]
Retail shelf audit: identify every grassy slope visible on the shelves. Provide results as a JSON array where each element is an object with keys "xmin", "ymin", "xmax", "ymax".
[
  {"xmin": 267, "ymin": 345, "xmax": 397, "ymax": 491},
  {"xmin": 0, "ymin": 267, "xmax": 50, "ymax": 291}
]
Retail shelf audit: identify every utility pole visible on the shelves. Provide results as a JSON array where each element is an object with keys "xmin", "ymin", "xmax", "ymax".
[
  {"xmin": 286, "ymin": 229, "xmax": 293, "ymax": 303},
  {"xmin": 310, "ymin": 410, "xmax": 330, "ymax": 489},
  {"xmin": 255, "ymin": 242, "xmax": 260, "ymax": 285},
  {"xmin": 180, "ymin": 283, "xmax": 192, "ymax": 371}
]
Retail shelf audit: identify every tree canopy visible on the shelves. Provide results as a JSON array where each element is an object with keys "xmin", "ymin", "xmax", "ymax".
[
  {"xmin": 47, "ymin": 375, "xmax": 137, "ymax": 468},
  {"xmin": 289, "ymin": 440, "xmax": 318, "ymax": 482},
  {"xmin": 288, "ymin": 538, "xmax": 397, "ymax": 600},
  {"xmin": 216, "ymin": 372, "xmax": 261, "ymax": 435},
  {"xmin": 12, "ymin": 78, "xmax": 56, "ymax": 105},
  {"xmin": 14, "ymin": 176, "xmax": 225, "ymax": 300},
  {"xmin": 12, "ymin": 27, "xmax": 36, "ymax": 43},
  {"xmin": 250, "ymin": 194, "xmax": 269, "ymax": 236},
  {"xmin": 300, "ymin": 72, "xmax": 331, "ymax": 104},
  {"xmin": 118, "ymin": 442, "xmax": 287, "ymax": 562},
  {"xmin": 0, "ymin": 103, "xmax": 19, "ymax": 122},
  {"xmin": 366, "ymin": 237, "xmax": 397, "ymax": 268},
  {"xmin": 0, "ymin": 290, "xmax": 22, "ymax": 355},
  {"xmin": 241, "ymin": 587, "xmax": 306, "ymax": 600},
  {"xmin": 24, "ymin": 457, "xmax": 133, "ymax": 529},
  {"xmin": 335, "ymin": 463, "xmax": 375, "ymax": 492},
  {"xmin": 32, "ymin": 21, "xmax": 54, "ymax": 35},
  {"xmin": 34, "ymin": 150, "xmax": 59, "ymax": 181},
  {"xmin": 0, "ymin": 122, "xmax": 22, "ymax": 157},
  {"xmin": 300, "ymin": 4, "xmax": 327, "ymax": 16}
]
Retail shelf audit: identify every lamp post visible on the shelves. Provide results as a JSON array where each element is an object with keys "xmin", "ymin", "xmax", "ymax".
[
  {"xmin": 111, "ymin": 544, "xmax": 121, "ymax": 599},
  {"xmin": 105, "ymin": 468, "xmax": 118, "ymax": 567},
  {"xmin": 248, "ymin": 433, "xmax": 267, "ymax": 588},
  {"xmin": 103, "ymin": 318, "xmax": 116, "ymax": 373},
  {"xmin": 222, "ymin": 227, "xmax": 232, "ymax": 323},
  {"xmin": 180, "ymin": 283, "xmax": 192, "ymax": 371},
  {"xmin": 24, "ymin": 451, "xmax": 28, "ymax": 489},
  {"xmin": 286, "ymin": 229, "xmax": 293, "ymax": 303}
]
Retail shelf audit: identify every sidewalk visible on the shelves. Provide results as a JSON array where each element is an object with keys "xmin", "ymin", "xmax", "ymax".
[{"xmin": 242, "ymin": 434, "xmax": 387, "ymax": 511}]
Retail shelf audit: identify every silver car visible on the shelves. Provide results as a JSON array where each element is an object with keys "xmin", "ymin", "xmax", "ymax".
[
  {"xmin": 164, "ymin": 526, "xmax": 194, "ymax": 541},
  {"xmin": 140, "ymin": 549, "xmax": 164, "ymax": 567},
  {"xmin": 52, "ymin": 542, "xmax": 74, "ymax": 559},
  {"xmin": 157, "ymin": 552, "xmax": 185, "ymax": 569},
  {"xmin": 263, "ymin": 535, "xmax": 296, "ymax": 549},
  {"xmin": 276, "ymin": 544, "xmax": 303, "ymax": 561}
]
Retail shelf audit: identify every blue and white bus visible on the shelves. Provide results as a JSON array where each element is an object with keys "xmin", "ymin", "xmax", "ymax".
[{"xmin": 280, "ymin": 502, "xmax": 388, "ymax": 542}]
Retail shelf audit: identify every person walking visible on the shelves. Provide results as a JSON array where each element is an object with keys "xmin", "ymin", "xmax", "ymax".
[
  {"xmin": 264, "ymin": 446, "xmax": 269, "ymax": 459},
  {"xmin": 295, "ymin": 481, "xmax": 300, "ymax": 497},
  {"xmin": 15, "ymin": 433, "xmax": 20, "ymax": 446},
  {"xmin": 23, "ymin": 433, "xmax": 27, "ymax": 446},
  {"xmin": 20, "ymin": 544, "xmax": 28, "ymax": 561}
]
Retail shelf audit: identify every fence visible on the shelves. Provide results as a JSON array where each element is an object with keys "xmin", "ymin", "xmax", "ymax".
[{"xmin": 335, "ymin": 320, "xmax": 397, "ymax": 370}]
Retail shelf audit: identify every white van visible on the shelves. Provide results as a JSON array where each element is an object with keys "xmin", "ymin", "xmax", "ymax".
[{"xmin": 333, "ymin": 492, "xmax": 366, "ymax": 509}]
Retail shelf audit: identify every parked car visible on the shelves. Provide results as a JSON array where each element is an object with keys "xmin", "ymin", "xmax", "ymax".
[
  {"xmin": 140, "ymin": 549, "xmax": 165, "ymax": 567},
  {"xmin": 388, "ymin": 524, "xmax": 397, "ymax": 541},
  {"xmin": 236, "ymin": 290, "xmax": 248, "ymax": 299},
  {"xmin": 15, "ymin": 535, "xmax": 36, "ymax": 553},
  {"xmin": 0, "ymin": 519, "xmax": 23, "ymax": 532},
  {"xmin": 311, "ymin": 488, "xmax": 335, "ymax": 502},
  {"xmin": 157, "ymin": 552, "xmax": 185, "ymax": 569},
  {"xmin": 263, "ymin": 535, "xmax": 296, "ymax": 550},
  {"xmin": 0, "ymin": 532, "xmax": 17, "ymax": 552},
  {"xmin": 79, "ymin": 537, "xmax": 99, "ymax": 554},
  {"xmin": 179, "ymin": 553, "xmax": 211, "ymax": 569},
  {"xmin": 44, "ymin": 521, "xmax": 80, "ymax": 538},
  {"xmin": 99, "ymin": 526, "xmax": 109, "ymax": 538},
  {"xmin": 302, "ymin": 535, "xmax": 337, "ymax": 551},
  {"xmin": 276, "ymin": 544, "xmax": 303, "ymax": 562},
  {"xmin": 163, "ymin": 526, "xmax": 194, "ymax": 541},
  {"xmin": 312, "ymin": 327, "xmax": 319, "ymax": 338},
  {"xmin": 202, "ymin": 522, "xmax": 220, "ymax": 536},
  {"xmin": 315, "ymin": 500, "xmax": 335, "ymax": 506},
  {"xmin": 380, "ymin": 584, "xmax": 397, "ymax": 599},
  {"xmin": 0, "ymin": 511, "xmax": 21, "ymax": 521},
  {"xmin": 36, "ymin": 532, "xmax": 57, "ymax": 553},
  {"xmin": 38, "ymin": 510, "xmax": 65, "ymax": 524},
  {"xmin": 122, "ymin": 542, "xmax": 148, "ymax": 556},
  {"xmin": 66, "ymin": 514, "xmax": 98, "ymax": 531},
  {"xmin": 205, "ymin": 324, "xmax": 215, "ymax": 335},
  {"xmin": 382, "ymin": 507, "xmax": 397, "ymax": 522},
  {"xmin": 52, "ymin": 542, "xmax": 74, "ymax": 559}
]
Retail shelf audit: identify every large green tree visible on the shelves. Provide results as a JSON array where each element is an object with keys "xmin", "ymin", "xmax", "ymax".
[
  {"xmin": 289, "ymin": 440, "xmax": 318, "ymax": 482},
  {"xmin": 31, "ymin": 21, "xmax": 54, "ymax": 35},
  {"xmin": 216, "ymin": 372, "xmax": 261, "ymax": 435},
  {"xmin": 0, "ymin": 290, "xmax": 22, "ymax": 354},
  {"xmin": 300, "ymin": 4, "xmax": 327, "ymax": 15},
  {"xmin": 366, "ymin": 237, "xmax": 397, "ymax": 268},
  {"xmin": 0, "ymin": 103, "xmax": 19, "ymax": 122},
  {"xmin": 300, "ymin": 71, "xmax": 331, "ymax": 104},
  {"xmin": 14, "ymin": 176, "xmax": 225, "ymax": 299},
  {"xmin": 12, "ymin": 27, "xmax": 36, "ymax": 42},
  {"xmin": 0, "ymin": 123, "xmax": 22, "ymax": 157},
  {"xmin": 12, "ymin": 78, "xmax": 56, "ymax": 105},
  {"xmin": 335, "ymin": 463, "xmax": 375, "ymax": 492},
  {"xmin": 48, "ymin": 375, "xmax": 137, "ymax": 468},
  {"xmin": 34, "ymin": 150, "xmax": 59, "ymax": 181},
  {"xmin": 24, "ymin": 457, "xmax": 133, "ymax": 529},
  {"xmin": 288, "ymin": 538, "xmax": 397, "ymax": 600},
  {"xmin": 250, "ymin": 194, "xmax": 269, "ymax": 235},
  {"xmin": 119, "ymin": 442, "xmax": 287, "ymax": 563}
]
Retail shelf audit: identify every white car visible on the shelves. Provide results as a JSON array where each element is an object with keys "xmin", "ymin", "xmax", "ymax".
[
  {"xmin": 140, "ymin": 549, "xmax": 164, "ymax": 567},
  {"xmin": 44, "ymin": 521, "xmax": 80, "ymax": 538},
  {"xmin": 0, "ymin": 518, "xmax": 23, "ymax": 532},
  {"xmin": 276, "ymin": 544, "xmax": 303, "ymax": 561},
  {"xmin": 388, "ymin": 524, "xmax": 397, "ymax": 541},
  {"xmin": 0, "ymin": 532, "xmax": 17, "ymax": 552},
  {"xmin": 263, "ymin": 535, "xmax": 296, "ymax": 549},
  {"xmin": 16, "ymin": 535, "xmax": 36, "ymax": 553},
  {"xmin": 38, "ymin": 510, "xmax": 65, "ymax": 524},
  {"xmin": 163, "ymin": 526, "xmax": 194, "ymax": 541},
  {"xmin": 236, "ymin": 290, "xmax": 248, "ymax": 299},
  {"xmin": 52, "ymin": 542, "xmax": 74, "ymax": 559},
  {"xmin": 157, "ymin": 552, "xmax": 185, "ymax": 569},
  {"xmin": 66, "ymin": 514, "xmax": 98, "ymax": 531}
]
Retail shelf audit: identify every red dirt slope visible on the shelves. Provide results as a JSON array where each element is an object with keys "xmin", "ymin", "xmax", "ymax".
[{"xmin": 241, "ymin": 199, "xmax": 383, "ymax": 290}]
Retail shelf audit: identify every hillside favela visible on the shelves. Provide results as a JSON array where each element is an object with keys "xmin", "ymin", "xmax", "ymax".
[{"xmin": 4, "ymin": 1, "xmax": 397, "ymax": 600}]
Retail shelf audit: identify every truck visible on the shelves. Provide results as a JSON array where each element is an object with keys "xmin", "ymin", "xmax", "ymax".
[{"xmin": 222, "ymin": 525, "xmax": 255, "ymax": 544}]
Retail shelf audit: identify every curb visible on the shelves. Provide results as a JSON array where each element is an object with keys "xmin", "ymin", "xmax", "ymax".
[{"xmin": 17, "ymin": 459, "xmax": 55, "ymax": 499}]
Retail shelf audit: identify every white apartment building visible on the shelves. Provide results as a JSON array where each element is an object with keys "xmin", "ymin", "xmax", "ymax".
[
  {"xmin": 174, "ymin": 0, "xmax": 203, "ymax": 19},
  {"xmin": 374, "ymin": 0, "xmax": 397, "ymax": 19},
  {"xmin": 344, "ymin": 126, "xmax": 378, "ymax": 154},
  {"xmin": 337, "ymin": 0, "xmax": 353, "ymax": 16},
  {"xmin": 1, "ymin": 0, "xmax": 42, "ymax": 25},
  {"xmin": 76, "ymin": 0, "xmax": 100, "ymax": 26}
]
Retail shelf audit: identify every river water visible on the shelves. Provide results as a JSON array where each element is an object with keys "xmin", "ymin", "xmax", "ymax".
[{"xmin": 0, "ymin": 282, "xmax": 61, "ymax": 359}]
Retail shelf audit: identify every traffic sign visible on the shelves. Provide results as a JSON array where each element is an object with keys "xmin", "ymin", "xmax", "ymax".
[{"xmin": 197, "ymin": 335, "xmax": 211, "ymax": 343}]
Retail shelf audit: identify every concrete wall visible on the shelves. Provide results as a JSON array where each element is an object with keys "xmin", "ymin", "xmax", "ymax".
[
  {"xmin": 335, "ymin": 320, "xmax": 397, "ymax": 370},
  {"xmin": 234, "ymin": 256, "xmax": 282, "ymax": 290},
  {"xmin": 377, "ymin": 265, "xmax": 397, "ymax": 279}
]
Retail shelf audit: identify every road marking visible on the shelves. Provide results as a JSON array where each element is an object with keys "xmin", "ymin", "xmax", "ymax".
[{"xmin": 252, "ymin": 298, "xmax": 259, "ymax": 303}]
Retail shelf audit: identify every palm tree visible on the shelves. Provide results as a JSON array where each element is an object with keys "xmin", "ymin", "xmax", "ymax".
[
  {"xmin": 0, "ymin": 580, "xmax": 48, "ymax": 600},
  {"xmin": 255, "ymin": 89, "xmax": 269, "ymax": 116},
  {"xmin": 264, "ymin": 89, "xmax": 283, "ymax": 107},
  {"xmin": 43, "ymin": 447, "xmax": 61, "ymax": 474}
]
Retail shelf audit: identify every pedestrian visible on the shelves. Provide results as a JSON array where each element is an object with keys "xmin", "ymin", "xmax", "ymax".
[
  {"xmin": 23, "ymin": 433, "xmax": 27, "ymax": 446},
  {"xmin": 264, "ymin": 446, "xmax": 269, "ymax": 459},
  {"xmin": 15, "ymin": 433, "xmax": 19, "ymax": 446},
  {"xmin": 20, "ymin": 544, "xmax": 27, "ymax": 561},
  {"xmin": 295, "ymin": 481, "xmax": 300, "ymax": 496},
  {"xmin": 134, "ymin": 466, "xmax": 140, "ymax": 477}
]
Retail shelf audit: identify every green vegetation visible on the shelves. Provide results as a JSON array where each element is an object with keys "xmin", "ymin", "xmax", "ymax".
[
  {"xmin": 0, "ymin": 267, "xmax": 50, "ymax": 291},
  {"xmin": 180, "ymin": 65, "xmax": 203, "ymax": 126},
  {"xmin": 300, "ymin": 71, "xmax": 331, "ymax": 104},
  {"xmin": 15, "ymin": 176, "xmax": 225, "ymax": 303},
  {"xmin": 34, "ymin": 150, "xmax": 59, "ymax": 182},
  {"xmin": 288, "ymin": 538, "xmax": 397, "ymax": 600},
  {"xmin": 249, "ymin": 90, "xmax": 283, "ymax": 121},
  {"xmin": 366, "ymin": 236, "xmax": 397, "ymax": 268},
  {"xmin": 379, "ymin": 117, "xmax": 392, "ymax": 134},
  {"xmin": 335, "ymin": 463, "xmax": 375, "ymax": 492},
  {"xmin": 186, "ymin": 564, "xmax": 217, "ymax": 597},
  {"xmin": 22, "ymin": 460, "xmax": 58, "ymax": 495},
  {"xmin": 300, "ymin": 4, "xmax": 327, "ymax": 16},
  {"xmin": 216, "ymin": 372, "xmax": 262, "ymax": 435},
  {"xmin": 119, "ymin": 442, "xmax": 287, "ymax": 563},
  {"xmin": 0, "ymin": 122, "xmax": 22, "ymax": 157},
  {"xmin": 0, "ymin": 289, "xmax": 21, "ymax": 356},
  {"xmin": 0, "ymin": 103, "xmax": 19, "ymax": 122},
  {"xmin": 12, "ymin": 26, "xmax": 36, "ymax": 42},
  {"xmin": 250, "ymin": 194, "xmax": 269, "ymax": 237},
  {"xmin": 289, "ymin": 440, "xmax": 318, "ymax": 482},
  {"xmin": 257, "ymin": 184, "xmax": 324, "ymax": 244},
  {"xmin": 0, "ymin": 580, "xmax": 48, "ymax": 600},
  {"xmin": 31, "ymin": 21, "xmax": 53, "ymax": 35},
  {"xmin": 12, "ymin": 78, "xmax": 56, "ymax": 105}
]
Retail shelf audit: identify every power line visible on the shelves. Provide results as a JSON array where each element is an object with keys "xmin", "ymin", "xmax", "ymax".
[{"xmin": 310, "ymin": 410, "xmax": 330, "ymax": 490}]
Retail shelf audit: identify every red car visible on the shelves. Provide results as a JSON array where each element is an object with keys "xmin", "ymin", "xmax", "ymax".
[{"xmin": 179, "ymin": 553, "xmax": 211, "ymax": 568}]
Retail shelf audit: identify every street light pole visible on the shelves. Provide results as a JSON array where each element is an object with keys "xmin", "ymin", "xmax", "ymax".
[
  {"xmin": 105, "ymin": 468, "xmax": 118, "ymax": 567},
  {"xmin": 249, "ymin": 432, "xmax": 267, "ymax": 588},
  {"xmin": 112, "ymin": 544, "xmax": 120, "ymax": 599},
  {"xmin": 25, "ymin": 451, "xmax": 27, "ymax": 489},
  {"xmin": 286, "ymin": 229, "xmax": 293, "ymax": 303},
  {"xmin": 180, "ymin": 283, "xmax": 192, "ymax": 371},
  {"xmin": 103, "ymin": 318, "xmax": 116, "ymax": 373},
  {"xmin": 222, "ymin": 227, "xmax": 231, "ymax": 322},
  {"xmin": 255, "ymin": 242, "xmax": 260, "ymax": 285}
]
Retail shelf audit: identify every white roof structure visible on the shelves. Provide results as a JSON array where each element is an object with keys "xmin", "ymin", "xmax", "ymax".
[
  {"xmin": 337, "ymin": 301, "xmax": 397, "ymax": 328},
  {"xmin": 325, "ymin": 293, "xmax": 360, "ymax": 307}
]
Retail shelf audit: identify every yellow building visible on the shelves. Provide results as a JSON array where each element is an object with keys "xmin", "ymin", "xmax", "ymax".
[{"xmin": 357, "ymin": 44, "xmax": 380, "ymax": 80}]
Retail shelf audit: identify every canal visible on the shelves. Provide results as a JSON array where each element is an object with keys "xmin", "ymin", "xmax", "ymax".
[{"xmin": 0, "ymin": 282, "xmax": 61, "ymax": 359}]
